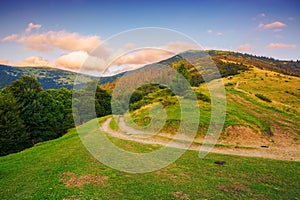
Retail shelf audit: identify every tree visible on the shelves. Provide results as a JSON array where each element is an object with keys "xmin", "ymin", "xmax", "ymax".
[
  {"xmin": 0, "ymin": 91, "xmax": 30, "ymax": 155},
  {"xmin": 9, "ymin": 75, "xmax": 42, "ymax": 101},
  {"xmin": 177, "ymin": 62, "xmax": 191, "ymax": 83},
  {"xmin": 95, "ymin": 86, "xmax": 112, "ymax": 117},
  {"xmin": 30, "ymin": 91, "xmax": 65, "ymax": 143},
  {"xmin": 46, "ymin": 88, "xmax": 74, "ymax": 130},
  {"xmin": 170, "ymin": 63, "xmax": 190, "ymax": 96}
]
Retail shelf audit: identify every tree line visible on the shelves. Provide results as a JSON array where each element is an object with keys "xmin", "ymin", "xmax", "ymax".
[{"xmin": 0, "ymin": 76, "xmax": 111, "ymax": 156}]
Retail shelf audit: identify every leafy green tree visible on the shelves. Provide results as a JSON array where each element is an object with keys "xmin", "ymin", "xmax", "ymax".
[
  {"xmin": 177, "ymin": 63, "xmax": 191, "ymax": 83},
  {"xmin": 46, "ymin": 88, "xmax": 74, "ymax": 130},
  {"xmin": 129, "ymin": 90, "xmax": 143, "ymax": 104},
  {"xmin": 95, "ymin": 86, "xmax": 112, "ymax": 117},
  {"xmin": 29, "ymin": 91, "xmax": 65, "ymax": 143},
  {"xmin": 8, "ymin": 76, "xmax": 72, "ymax": 145},
  {"xmin": 9, "ymin": 75, "xmax": 42, "ymax": 101},
  {"xmin": 171, "ymin": 63, "xmax": 191, "ymax": 96},
  {"xmin": 0, "ymin": 91, "xmax": 30, "ymax": 155},
  {"xmin": 9, "ymin": 76, "xmax": 43, "ymax": 144}
]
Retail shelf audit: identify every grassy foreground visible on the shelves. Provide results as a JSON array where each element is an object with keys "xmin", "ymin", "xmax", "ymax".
[{"xmin": 0, "ymin": 117, "xmax": 299, "ymax": 200}]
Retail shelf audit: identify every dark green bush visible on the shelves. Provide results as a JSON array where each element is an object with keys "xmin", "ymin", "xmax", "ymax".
[{"xmin": 255, "ymin": 93, "xmax": 272, "ymax": 102}]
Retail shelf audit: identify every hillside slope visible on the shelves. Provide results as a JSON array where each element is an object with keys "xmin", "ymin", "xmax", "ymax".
[
  {"xmin": 121, "ymin": 66, "xmax": 300, "ymax": 160},
  {"xmin": 0, "ymin": 117, "xmax": 299, "ymax": 199},
  {"xmin": 0, "ymin": 65, "xmax": 122, "ymax": 89}
]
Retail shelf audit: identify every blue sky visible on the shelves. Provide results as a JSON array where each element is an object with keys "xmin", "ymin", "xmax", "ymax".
[{"xmin": 0, "ymin": 0, "xmax": 299, "ymax": 73}]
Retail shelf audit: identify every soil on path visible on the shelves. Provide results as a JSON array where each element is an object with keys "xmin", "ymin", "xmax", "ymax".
[{"xmin": 101, "ymin": 117, "xmax": 300, "ymax": 161}]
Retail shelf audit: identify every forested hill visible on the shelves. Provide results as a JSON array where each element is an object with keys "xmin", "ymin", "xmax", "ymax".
[
  {"xmin": 102, "ymin": 50, "xmax": 300, "ymax": 92},
  {"xmin": 1, "ymin": 50, "xmax": 299, "ymax": 90},
  {"xmin": 0, "ymin": 65, "xmax": 122, "ymax": 90},
  {"xmin": 207, "ymin": 50, "xmax": 300, "ymax": 77},
  {"xmin": 159, "ymin": 50, "xmax": 300, "ymax": 77}
]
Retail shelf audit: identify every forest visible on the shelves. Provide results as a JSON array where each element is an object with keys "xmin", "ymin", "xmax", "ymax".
[{"xmin": 0, "ymin": 76, "xmax": 111, "ymax": 156}]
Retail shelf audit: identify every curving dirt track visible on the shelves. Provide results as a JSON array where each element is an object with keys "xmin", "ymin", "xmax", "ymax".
[{"xmin": 101, "ymin": 117, "xmax": 300, "ymax": 161}]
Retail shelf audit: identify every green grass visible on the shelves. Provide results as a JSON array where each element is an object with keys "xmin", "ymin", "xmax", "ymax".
[
  {"xmin": 127, "ymin": 66, "xmax": 300, "ymax": 139},
  {"xmin": 0, "ymin": 117, "xmax": 299, "ymax": 199},
  {"xmin": 109, "ymin": 115, "xmax": 119, "ymax": 131}
]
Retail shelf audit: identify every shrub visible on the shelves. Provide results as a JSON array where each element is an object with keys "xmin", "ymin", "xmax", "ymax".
[
  {"xmin": 255, "ymin": 93, "xmax": 272, "ymax": 102},
  {"xmin": 184, "ymin": 90, "xmax": 211, "ymax": 102},
  {"xmin": 225, "ymin": 82, "xmax": 234, "ymax": 86}
]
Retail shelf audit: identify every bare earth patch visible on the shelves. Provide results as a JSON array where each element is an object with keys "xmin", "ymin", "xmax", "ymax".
[
  {"xmin": 169, "ymin": 191, "xmax": 190, "ymax": 199},
  {"xmin": 220, "ymin": 125, "xmax": 271, "ymax": 147},
  {"xmin": 61, "ymin": 172, "xmax": 108, "ymax": 188}
]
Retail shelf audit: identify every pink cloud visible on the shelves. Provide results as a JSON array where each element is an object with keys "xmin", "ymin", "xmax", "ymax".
[
  {"xmin": 266, "ymin": 43, "xmax": 296, "ymax": 49},
  {"xmin": 163, "ymin": 41, "xmax": 200, "ymax": 53},
  {"xmin": 25, "ymin": 22, "xmax": 42, "ymax": 33},
  {"xmin": 20, "ymin": 31, "xmax": 101, "ymax": 52},
  {"xmin": 55, "ymin": 51, "xmax": 106, "ymax": 71},
  {"xmin": 113, "ymin": 41, "xmax": 198, "ymax": 67},
  {"xmin": 124, "ymin": 43, "xmax": 135, "ymax": 50},
  {"xmin": 0, "ymin": 59, "xmax": 8, "ymax": 65},
  {"xmin": 258, "ymin": 21, "xmax": 286, "ymax": 30},
  {"xmin": 237, "ymin": 44, "xmax": 254, "ymax": 52},
  {"xmin": 2, "ymin": 34, "xmax": 18, "ymax": 42},
  {"xmin": 114, "ymin": 49, "xmax": 174, "ymax": 66},
  {"xmin": 13, "ymin": 56, "xmax": 55, "ymax": 67},
  {"xmin": 4, "ymin": 30, "xmax": 101, "ymax": 53}
]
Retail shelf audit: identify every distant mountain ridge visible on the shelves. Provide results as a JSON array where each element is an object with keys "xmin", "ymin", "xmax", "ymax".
[
  {"xmin": 1, "ymin": 50, "xmax": 299, "ymax": 89},
  {"xmin": 0, "ymin": 65, "xmax": 122, "ymax": 89}
]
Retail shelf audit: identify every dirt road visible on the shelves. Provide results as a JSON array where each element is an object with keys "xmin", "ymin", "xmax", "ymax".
[{"xmin": 101, "ymin": 117, "xmax": 299, "ymax": 161}]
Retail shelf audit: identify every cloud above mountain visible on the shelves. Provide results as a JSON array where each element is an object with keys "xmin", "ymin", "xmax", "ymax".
[
  {"xmin": 237, "ymin": 44, "xmax": 254, "ymax": 52},
  {"xmin": 55, "ymin": 51, "xmax": 106, "ymax": 71},
  {"xmin": 266, "ymin": 43, "xmax": 296, "ymax": 49},
  {"xmin": 13, "ymin": 56, "xmax": 55, "ymax": 68},
  {"xmin": 0, "ymin": 59, "xmax": 8, "ymax": 65}
]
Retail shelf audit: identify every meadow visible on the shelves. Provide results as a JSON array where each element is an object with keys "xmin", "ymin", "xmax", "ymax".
[{"xmin": 0, "ymin": 117, "xmax": 299, "ymax": 199}]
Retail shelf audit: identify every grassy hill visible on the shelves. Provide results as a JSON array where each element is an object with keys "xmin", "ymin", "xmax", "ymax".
[
  {"xmin": 1, "ymin": 50, "xmax": 299, "ymax": 199},
  {"xmin": 0, "ymin": 117, "xmax": 299, "ymax": 199},
  {"xmin": 124, "ymin": 66, "xmax": 299, "ymax": 159}
]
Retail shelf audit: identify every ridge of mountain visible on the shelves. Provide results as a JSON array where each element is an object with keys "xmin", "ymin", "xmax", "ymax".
[{"xmin": 1, "ymin": 50, "xmax": 299, "ymax": 90}]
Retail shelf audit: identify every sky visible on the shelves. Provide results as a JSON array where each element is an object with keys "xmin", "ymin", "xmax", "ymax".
[{"xmin": 0, "ymin": 0, "xmax": 299, "ymax": 75}]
